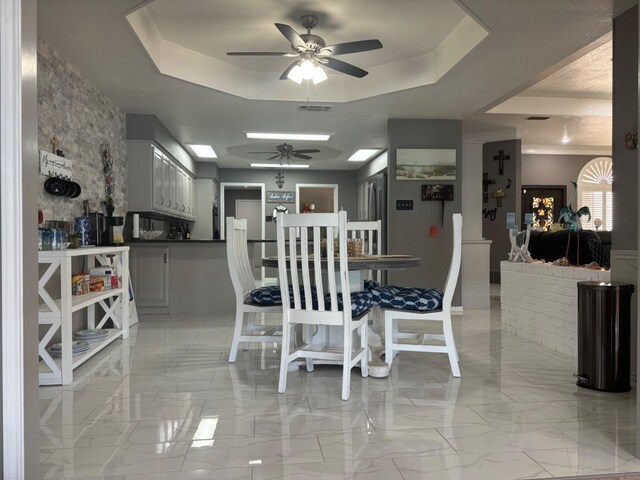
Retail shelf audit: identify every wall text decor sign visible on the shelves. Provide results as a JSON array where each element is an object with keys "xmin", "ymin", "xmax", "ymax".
[
  {"xmin": 267, "ymin": 191, "xmax": 295, "ymax": 203},
  {"xmin": 39, "ymin": 150, "xmax": 73, "ymax": 180}
]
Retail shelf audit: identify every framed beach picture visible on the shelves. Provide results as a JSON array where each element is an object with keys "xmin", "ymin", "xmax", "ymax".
[{"xmin": 396, "ymin": 149, "xmax": 457, "ymax": 181}]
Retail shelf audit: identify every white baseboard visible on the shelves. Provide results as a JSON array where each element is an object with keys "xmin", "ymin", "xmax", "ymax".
[{"xmin": 452, "ymin": 306, "xmax": 463, "ymax": 315}]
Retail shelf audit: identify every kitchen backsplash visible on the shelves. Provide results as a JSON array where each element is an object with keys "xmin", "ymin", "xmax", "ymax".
[{"xmin": 38, "ymin": 40, "xmax": 127, "ymax": 221}]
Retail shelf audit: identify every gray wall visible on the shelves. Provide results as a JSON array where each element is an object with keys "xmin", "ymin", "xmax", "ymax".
[
  {"xmin": 522, "ymin": 154, "xmax": 607, "ymax": 199},
  {"xmin": 196, "ymin": 162, "xmax": 220, "ymax": 179},
  {"xmin": 126, "ymin": 113, "xmax": 196, "ymax": 176},
  {"xmin": 38, "ymin": 40, "xmax": 127, "ymax": 219},
  {"xmin": 387, "ymin": 119, "xmax": 462, "ymax": 303},
  {"xmin": 482, "ymin": 139, "xmax": 522, "ymax": 279},
  {"xmin": 613, "ymin": 5, "xmax": 638, "ymax": 250}
]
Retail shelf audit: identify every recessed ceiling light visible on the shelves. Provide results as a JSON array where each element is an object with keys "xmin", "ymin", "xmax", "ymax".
[
  {"xmin": 250, "ymin": 163, "xmax": 310, "ymax": 169},
  {"xmin": 246, "ymin": 132, "xmax": 331, "ymax": 141},
  {"xmin": 348, "ymin": 149, "xmax": 381, "ymax": 162},
  {"xmin": 187, "ymin": 144, "xmax": 217, "ymax": 158},
  {"xmin": 561, "ymin": 134, "xmax": 571, "ymax": 144}
]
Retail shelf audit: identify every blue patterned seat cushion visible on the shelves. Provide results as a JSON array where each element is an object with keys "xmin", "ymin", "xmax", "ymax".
[
  {"xmin": 249, "ymin": 286, "xmax": 372, "ymax": 316},
  {"xmin": 371, "ymin": 285, "xmax": 444, "ymax": 311},
  {"xmin": 248, "ymin": 285, "xmax": 285, "ymax": 306},
  {"xmin": 364, "ymin": 279, "xmax": 380, "ymax": 292}
]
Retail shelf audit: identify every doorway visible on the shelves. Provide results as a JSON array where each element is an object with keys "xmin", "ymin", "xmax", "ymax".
[
  {"xmin": 219, "ymin": 183, "xmax": 266, "ymax": 281},
  {"xmin": 521, "ymin": 185, "xmax": 566, "ymax": 231},
  {"xmin": 296, "ymin": 184, "xmax": 339, "ymax": 213}
]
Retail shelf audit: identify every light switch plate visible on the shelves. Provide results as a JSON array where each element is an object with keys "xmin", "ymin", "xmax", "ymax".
[{"xmin": 396, "ymin": 200, "xmax": 413, "ymax": 210}]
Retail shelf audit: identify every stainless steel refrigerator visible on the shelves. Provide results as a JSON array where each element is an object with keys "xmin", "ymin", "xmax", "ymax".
[{"xmin": 358, "ymin": 172, "xmax": 386, "ymax": 254}]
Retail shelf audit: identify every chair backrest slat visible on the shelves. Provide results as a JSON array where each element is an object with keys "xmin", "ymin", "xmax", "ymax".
[
  {"xmin": 442, "ymin": 214, "xmax": 463, "ymax": 310},
  {"xmin": 226, "ymin": 217, "xmax": 258, "ymax": 302},
  {"xmin": 277, "ymin": 212, "xmax": 349, "ymax": 319}
]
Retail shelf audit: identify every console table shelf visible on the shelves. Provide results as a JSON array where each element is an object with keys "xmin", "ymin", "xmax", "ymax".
[{"xmin": 38, "ymin": 246, "xmax": 130, "ymax": 385}]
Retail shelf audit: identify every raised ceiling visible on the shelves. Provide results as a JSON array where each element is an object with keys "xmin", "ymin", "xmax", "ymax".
[
  {"xmin": 126, "ymin": 0, "xmax": 488, "ymax": 102},
  {"xmin": 37, "ymin": 0, "xmax": 616, "ymax": 169}
]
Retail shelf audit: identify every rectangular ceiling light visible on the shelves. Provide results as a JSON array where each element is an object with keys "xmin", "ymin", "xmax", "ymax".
[
  {"xmin": 348, "ymin": 149, "xmax": 381, "ymax": 162},
  {"xmin": 187, "ymin": 144, "xmax": 217, "ymax": 158},
  {"xmin": 250, "ymin": 163, "xmax": 309, "ymax": 169},
  {"xmin": 246, "ymin": 132, "xmax": 331, "ymax": 141}
]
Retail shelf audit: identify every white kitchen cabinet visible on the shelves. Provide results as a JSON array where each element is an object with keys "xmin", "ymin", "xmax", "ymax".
[
  {"xmin": 38, "ymin": 247, "xmax": 130, "ymax": 385},
  {"xmin": 161, "ymin": 154, "xmax": 171, "ymax": 212},
  {"xmin": 169, "ymin": 162, "xmax": 178, "ymax": 213},
  {"xmin": 152, "ymin": 149, "xmax": 165, "ymax": 212},
  {"xmin": 128, "ymin": 141, "xmax": 197, "ymax": 220},
  {"xmin": 130, "ymin": 246, "xmax": 169, "ymax": 313}
]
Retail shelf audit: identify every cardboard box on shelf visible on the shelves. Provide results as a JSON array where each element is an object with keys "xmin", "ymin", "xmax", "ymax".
[
  {"xmin": 89, "ymin": 275, "xmax": 106, "ymax": 292},
  {"xmin": 71, "ymin": 274, "xmax": 90, "ymax": 296}
]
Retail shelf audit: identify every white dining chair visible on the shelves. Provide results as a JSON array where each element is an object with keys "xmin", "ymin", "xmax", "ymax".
[
  {"xmin": 346, "ymin": 220, "xmax": 382, "ymax": 284},
  {"xmin": 226, "ymin": 217, "xmax": 282, "ymax": 363},
  {"xmin": 382, "ymin": 213, "xmax": 462, "ymax": 377},
  {"xmin": 276, "ymin": 211, "xmax": 370, "ymax": 401}
]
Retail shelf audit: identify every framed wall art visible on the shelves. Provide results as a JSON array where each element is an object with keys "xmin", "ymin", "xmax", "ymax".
[{"xmin": 396, "ymin": 149, "xmax": 456, "ymax": 181}]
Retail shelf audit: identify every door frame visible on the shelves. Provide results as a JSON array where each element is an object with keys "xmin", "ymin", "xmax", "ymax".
[
  {"xmin": 295, "ymin": 183, "xmax": 339, "ymax": 213},
  {"xmin": 1, "ymin": 0, "xmax": 30, "ymax": 476},
  {"xmin": 521, "ymin": 184, "xmax": 566, "ymax": 228},
  {"xmin": 220, "ymin": 182, "xmax": 266, "ymax": 281}
]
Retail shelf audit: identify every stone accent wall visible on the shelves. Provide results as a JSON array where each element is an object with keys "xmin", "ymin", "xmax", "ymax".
[
  {"xmin": 501, "ymin": 261, "xmax": 610, "ymax": 358},
  {"xmin": 37, "ymin": 40, "xmax": 127, "ymax": 221}
]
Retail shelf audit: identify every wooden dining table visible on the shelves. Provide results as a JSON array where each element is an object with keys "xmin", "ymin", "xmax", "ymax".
[{"xmin": 261, "ymin": 254, "xmax": 420, "ymax": 271}]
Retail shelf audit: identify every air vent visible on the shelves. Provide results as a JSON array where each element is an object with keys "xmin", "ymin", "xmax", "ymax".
[
  {"xmin": 298, "ymin": 105, "xmax": 332, "ymax": 113},
  {"xmin": 526, "ymin": 116, "xmax": 550, "ymax": 121}
]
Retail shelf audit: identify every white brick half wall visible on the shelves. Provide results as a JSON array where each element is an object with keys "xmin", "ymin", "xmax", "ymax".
[{"xmin": 501, "ymin": 261, "xmax": 610, "ymax": 358}]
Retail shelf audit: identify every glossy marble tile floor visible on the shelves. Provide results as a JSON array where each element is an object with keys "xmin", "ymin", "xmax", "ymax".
[{"xmin": 40, "ymin": 301, "xmax": 638, "ymax": 479}]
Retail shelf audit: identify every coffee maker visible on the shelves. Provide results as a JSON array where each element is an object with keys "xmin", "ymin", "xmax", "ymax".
[{"xmin": 88, "ymin": 212, "xmax": 107, "ymax": 246}]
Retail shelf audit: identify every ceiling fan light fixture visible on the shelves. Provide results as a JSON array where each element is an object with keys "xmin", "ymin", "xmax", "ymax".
[
  {"xmin": 311, "ymin": 66, "xmax": 327, "ymax": 84},
  {"xmin": 287, "ymin": 64, "xmax": 304, "ymax": 84}
]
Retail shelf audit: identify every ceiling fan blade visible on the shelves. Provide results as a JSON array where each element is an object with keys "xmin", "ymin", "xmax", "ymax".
[
  {"xmin": 227, "ymin": 51, "xmax": 291, "ymax": 56},
  {"xmin": 292, "ymin": 149, "xmax": 320, "ymax": 154},
  {"xmin": 293, "ymin": 153, "xmax": 312, "ymax": 160},
  {"xmin": 275, "ymin": 23, "xmax": 307, "ymax": 51},
  {"xmin": 248, "ymin": 151, "xmax": 279, "ymax": 154},
  {"xmin": 279, "ymin": 61, "xmax": 299, "ymax": 80},
  {"xmin": 323, "ymin": 57, "xmax": 369, "ymax": 78},
  {"xmin": 320, "ymin": 39, "xmax": 383, "ymax": 56},
  {"xmin": 267, "ymin": 154, "xmax": 282, "ymax": 160}
]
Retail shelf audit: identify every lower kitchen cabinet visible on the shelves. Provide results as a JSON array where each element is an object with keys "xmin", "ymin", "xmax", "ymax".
[{"xmin": 130, "ymin": 246, "xmax": 169, "ymax": 313}]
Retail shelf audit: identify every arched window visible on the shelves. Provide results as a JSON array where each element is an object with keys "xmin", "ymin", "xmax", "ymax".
[{"xmin": 577, "ymin": 157, "xmax": 612, "ymax": 231}]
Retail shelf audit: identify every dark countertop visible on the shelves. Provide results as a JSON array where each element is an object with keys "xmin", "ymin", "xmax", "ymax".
[{"xmin": 128, "ymin": 239, "xmax": 276, "ymax": 244}]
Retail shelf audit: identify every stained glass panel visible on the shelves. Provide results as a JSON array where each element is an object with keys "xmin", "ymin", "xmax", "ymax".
[{"xmin": 532, "ymin": 197, "xmax": 554, "ymax": 231}]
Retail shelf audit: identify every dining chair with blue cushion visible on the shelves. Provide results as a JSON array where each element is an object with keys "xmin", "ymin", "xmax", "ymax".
[
  {"xmin": 226, "ymin": 217, "xmax": 281, "ymax": 362},
  {"xmin": 381, "ymin": 213, "xmax": 462, "ymax": 377},
  {"xmin": 277, "ymin": 211, "xmax": 370, "ymax": 401}
]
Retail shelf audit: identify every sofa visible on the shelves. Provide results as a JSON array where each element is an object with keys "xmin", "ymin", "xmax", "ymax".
[{"xmin": 527, "ymin": 230, "xmax": 611, "ymax": 267}]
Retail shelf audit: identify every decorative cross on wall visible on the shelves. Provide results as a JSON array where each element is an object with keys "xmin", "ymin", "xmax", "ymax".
[
  {"xmin": 482, "ymin": 173, "xmax": 495, "ymax": 203},
  {"xmin": 493, "ymin": 149, "xmax": 511, "ymax": 176}
]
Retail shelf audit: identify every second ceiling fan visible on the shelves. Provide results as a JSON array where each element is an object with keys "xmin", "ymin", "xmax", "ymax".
[
  {"xmin": 248, "ymin": 143, "xmax": 320, "ymax": 161},
  {"xmin": 227, "ymin": 14, "xmax": 383, "ymax": 83}
]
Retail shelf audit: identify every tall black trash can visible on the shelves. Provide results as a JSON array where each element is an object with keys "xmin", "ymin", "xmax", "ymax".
[{"xmin": 576, "ymin": 281, "xmax": 634, "ymax": 392}]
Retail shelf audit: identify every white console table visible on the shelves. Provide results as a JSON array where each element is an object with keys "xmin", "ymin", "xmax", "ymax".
[{"xmin": 38, "ymin": 246, "xmax": 130, "ymax": 385}]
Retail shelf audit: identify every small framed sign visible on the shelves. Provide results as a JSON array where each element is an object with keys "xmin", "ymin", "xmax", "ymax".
[
  {"xmin": 40, "ymin": 150, "xmax": 73, "ymax": 180},
  {"xmin": 267, "ymin": 191, "xmax": 295, "ymax": 203}
]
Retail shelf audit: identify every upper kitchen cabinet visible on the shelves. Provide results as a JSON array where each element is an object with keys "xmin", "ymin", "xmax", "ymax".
[{"xmin": 128, "ymin": 141, "xmax": 197, "ymax": 220}]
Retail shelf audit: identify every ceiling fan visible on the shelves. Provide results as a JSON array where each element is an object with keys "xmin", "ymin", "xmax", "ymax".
[
  {"xmin": 248, "ymin": 143, "xmax": 320, "ymax": 161},
  {"xmin": 227, "ymin": 14, "xmax": 383, "ymax": 83}
]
